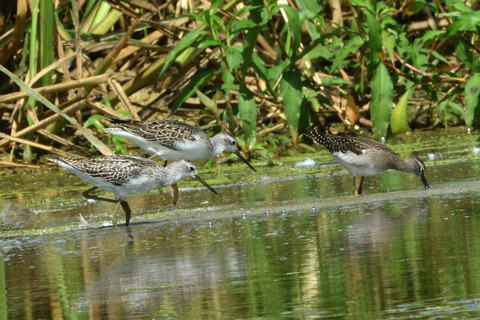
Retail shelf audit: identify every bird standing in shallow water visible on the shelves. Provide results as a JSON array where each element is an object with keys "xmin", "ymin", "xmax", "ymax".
[
  {"xmin": 104, "ymin": 118, "xmax": 256, "ymax": 203},
  {"xmin": 48, "ymin": 155, "xmax": 218, "ymax": 227},
  {"xmin": 305, "ymin": 128, "xmax": 430, "ymax": 195}
]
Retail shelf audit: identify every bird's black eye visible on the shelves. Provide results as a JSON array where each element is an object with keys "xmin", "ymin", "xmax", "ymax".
[
  {"xmin": 188, "ymin": 165, "xmax": 195, "ymax": 172},
  {"xmin": 231, "ymin": 140, "xmax": 236, "ymax": 146}
]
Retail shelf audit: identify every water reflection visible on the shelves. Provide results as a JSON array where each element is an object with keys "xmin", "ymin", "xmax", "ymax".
[{"xmin": 2, "ymin": 189, "xmax": 480, "ymax": 318}]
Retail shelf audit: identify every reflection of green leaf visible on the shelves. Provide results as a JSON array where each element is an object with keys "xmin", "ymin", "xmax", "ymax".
[
  {"xmin": 465, "ymin": 73, "xmax": 480, "ymax": 127},
  {"xmin": 390, "ymin": 88, "xmax": 412, "ymax": 134},
  {"xmin": 371, "ymin": 63, "xmax": 393, "ymax": 139}
]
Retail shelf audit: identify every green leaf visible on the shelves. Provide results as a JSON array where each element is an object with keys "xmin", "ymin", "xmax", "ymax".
[
  {"xmin": 240, "ymin": 0, "xmax": 264, "ymax": 77},
  {"xmin": 226, "ymin": 45, "xmax": 243, "ymax": 74},
  {"xmin": 370, "ymin": 63, "xmax": 393, "ymax": 139},
  {"xmin": 279, "ymin": 5, "xmax": 302, "ymax": 59},
  {"xmin": 230, "ymin": 19, "xmax": 260, "ymax": 34},
  {"xmin": 251, "ymin": 52, "xmax": 276, "ymax": 98},
  {"xmin": 169, "ymin": 68, "xmax": 219, "ymax": 116},
  {"xmin": 405, "ymin": 0, "xmax": 426, "ymax": 15},
  {"xmin": 195, "ymin": 89, "xmax": 218, "ymax": 115},
  {"xmin": 295, "ymin": 0, "xmax": 321, "ymax": 18},
  {"xmin": 446, "ymin": 11, "xmax": 480, "ymax": 36},
  {"xmin": 465, "ymin": 73, "xmax": 480, "ymax": 127},
  {"xmin": 366, "ymin": 11, "xmax": 382, "ymax": 76},
  {"xmin": 390, "ymin": 88, "xmax": 412, "ymax": 134},
  {"xmin": 350, "ymin": 0, "xmax": 375, "ymax": 13},
  {"xmin": 160, "ymin": 30, "xmax": 207, "ymax": 75},
  {"xmin": 280, "ymin": 68, "xmax": 303, "ymax": 139},
  {"xmin": 455, "ymin": 39, "xmax": 480, "ymax": 72},
  {"xmin": 330, "ymin": 36, "xmax": 364, "ymax": 72},
  {"xmin": 238, "ymin": 84, "xmax": 257, "ymax": 139},
  {"xmin": 320, "ymin": 77, "xmax": 353, "ymax": 86},
  {"xmin": 84, "ymin": 114, "xmax": 106, "ymax": 131}
]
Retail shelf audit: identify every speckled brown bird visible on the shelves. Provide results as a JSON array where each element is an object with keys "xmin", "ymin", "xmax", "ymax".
[
  {"xmin": 48, "ymin": 155, "xmax": 217, "ymax": 226},
  {"xmin": 305, "ymin": 128, "xmax": 429, "ymax": 195}
]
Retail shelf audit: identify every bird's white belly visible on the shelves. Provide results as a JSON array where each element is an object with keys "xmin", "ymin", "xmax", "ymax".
[
  {"xmin": 120, "ymin": 175, "xmax": 159, "ymax": 197},
  {"xmin": 333, "ymin": 152, "xmax": 385, "ymax": 176},
  {"xmin": 170, "ymin": 139, "xmax": 212, "ymax": 161}
]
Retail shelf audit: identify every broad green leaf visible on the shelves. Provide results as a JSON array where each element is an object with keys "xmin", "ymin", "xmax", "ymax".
[
  {"xmin": 302, "ymin": 42, "xmax": 333, "ymax": 61},
  {"xmin": 446, "ymin": 0, "xmax": 475, "ymax": 13},
  {"xmin": 160, "ymin": 30, "xmax": 207, "ymax": 75},
  {"xmin": 446, "ymin": 11, "xmax": 480, "ymax": 36},
  {"xmin": 455, "ymin": 39, "xmax": 480, "ymax": 72},
  {"xmin": 350, "ymin": 0, "xmax": 374, "ymax": 13},
  {"xmin": 405, "ymin": 0, "xmax": 426, "ymax": 15},
  {"xmin": 198, "ymin": 37, "xmax": 220, "ymax": 49},
  {"xmin": 295, "ymin": 0, "xmax": 321, "ymax": 17},
  {"xmin": 240, "ymin": 0, "xmax": 263, "ymax": 77},
  {"xmin": 238, "ymin": 84, "xmax": 257, "ymax": 139},
  {"xmin": 371, "ymin": 63, "xmax": 393, "ymax": 139},
  {"xmin": 279, "ymin": 5, "xmax": 302, "ymax": 59},
  {"xmin": 231, "ymin": 19, "xmax": 260, "ymax": 34},
  {"xmin": 320, "ymin": 77, "xmax": 353, "ymax": 86},
  {"xmin": 226, "ymin": 45, "xmax": 243, "ymax": 74},
  {"xmin": 251, "ymin": 52, "xmax": 276, "ymax": 98},
  {"xmin": 195, "ymin": 89, "xmax": 218, "ymax": 115},
  {"xmin": 169, "ymin": 68, "xmax": 219, "ymax": 116},
  {"xmin": 366, "ymin": 11, "xmax": 382, "ymax": 76},
  {"xmin": 280, "ymin": 69, "xmax": 305, "ymax": 139},
  {"xmin": 465, "ymin": 73, "xmax": 480, "ymax": 127},
  {"xmin": 330, "ymin": 36, "xmax": 364, "ymax": 72},
  {"xmin": 210, "ymin": 0, "xmax": 224, "ymax": 11},
  {"xmin": 390, "ymin": 88, "xmax": 412, "ymax": 134}
]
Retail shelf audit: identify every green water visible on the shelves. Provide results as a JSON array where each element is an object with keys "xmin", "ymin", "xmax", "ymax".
[{"xmin": 2, "ymin": 129, "xmax": 480, "ymax": 318}]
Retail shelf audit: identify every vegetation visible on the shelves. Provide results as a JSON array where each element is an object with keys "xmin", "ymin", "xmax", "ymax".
[{"xmin": 0, "ymin": 0, "xmax": 479, "ymax": 166}]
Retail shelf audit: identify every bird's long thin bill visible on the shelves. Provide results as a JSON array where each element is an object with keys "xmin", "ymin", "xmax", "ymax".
[
  {"xmin": 234, "ymin": 150, "xmax": 256, "ymax": 172},
  {"xmin": 421, "ymin": 174, "xmax": 430, "ymax": 189},
  {"xmin": 194, "ymin": 175, "xmax": 218, "ymax": 194}
]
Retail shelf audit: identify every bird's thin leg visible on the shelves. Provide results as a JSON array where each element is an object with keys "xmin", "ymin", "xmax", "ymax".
[
  {"xmin": 353, "ymin": 176, "xmax": 364, "ymax": 195},
  {"xmin": 352, "ymin": 176, "xmax": 363, "ymax": 195},
  {"xmin": 172, "ymin": 183, "xmax": 179, "ymax": 205},
  {"xmin": 120, "ymin": 200, "xmax": 132, "ymax": 226},
  {"xmin": 83, "ymin": 187, "xmax": 131, "ymax": 227},
  {"xmin": 82, "ymin": 186, "xmax": 118, "ymax": 203}
]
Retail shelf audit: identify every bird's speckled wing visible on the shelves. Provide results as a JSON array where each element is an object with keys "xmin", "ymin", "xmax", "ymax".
[
  {"xmin": 306, "ymin": 128, "xmax": 396, "ymax": 155},
  {"xmin": 54, "ymin": 155, "xmax": 153, "ymax": 186},
  {"xmin": 108, "ymin": 118, "xmax": 207, "ymax": 150}
]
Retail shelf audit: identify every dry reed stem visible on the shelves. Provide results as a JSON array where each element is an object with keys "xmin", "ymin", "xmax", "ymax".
[{"xmin": 0, "ymin": 74, "xmax": 112, "ymax": 103}]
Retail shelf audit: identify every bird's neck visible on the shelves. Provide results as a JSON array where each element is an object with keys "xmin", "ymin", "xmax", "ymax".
[
  {"xmin": 210, "ymin": 135, "xmax": 226, "ymax": 155},
  {"xmin": 158, "ymin": 166, "xmax": 181, "ymax": 188},
  {"xmin": 395, "ymin": 157, "xmax": 417, "ymax": 174}
]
